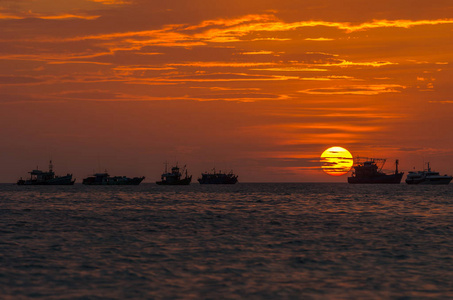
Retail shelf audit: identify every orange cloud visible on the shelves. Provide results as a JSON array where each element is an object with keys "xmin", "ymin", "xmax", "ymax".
[
  {"xmin": 0, "ymin": 12, "xmax": 99, "ymax": 20},
  {"xmin": 299, "ymin": 84, "xmax": 406, "ymax": 95},
  {"xmin": 190, "ymin": 16, "xmax": 453, "ymax": 43},
  {"xmin": 305, "ymin": 38, "xmax": 334, "ymax": 41},
  {"xmin": 38, "ymin": 14, "xmax": 100, "ymax": 20},
  {"xmin": 185, "ymin": 14, "xmax": 277, "ymax": 31},
  {"xmin": 240, "ymin": 51, "xmax": 275, "ymax": 55},
  {"xmin": 53, "ymin": 14, "xmax": 453, "ymax": 53},
  {"xmin": 131, "ymin": 73, "xmax": 299, "ymax": 83},
  {"xmin": 113, "ymin": 66, "xmax": 176, "ymax": 71},
  {"xmin": 168, "ymin": 62, "xmax": 275, "ymax": 68},
  {"xmin": 0, "ymin": 14, "xmax": 22, "ymax": 20},
  {"xmin": 316, "ymin": 60, "xmax": 396, "ymax": 67},
  {"xmin": 252, "ymin": 67, "xmax": 328, "ymax": 72}
]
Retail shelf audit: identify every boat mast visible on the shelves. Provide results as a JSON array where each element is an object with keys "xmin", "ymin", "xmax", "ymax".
[
  {"xmin": 49, "ymin": 160, "xmax": 53, "ymax": 172},
  {"xmin": 395, "ymin": 159, "xmax": 399, "ymax": 174}
]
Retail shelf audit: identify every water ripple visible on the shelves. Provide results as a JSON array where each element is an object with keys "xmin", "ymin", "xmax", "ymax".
[{"xmin": 0, "ymin": 183, "xmax": 452, "ymax": 299}]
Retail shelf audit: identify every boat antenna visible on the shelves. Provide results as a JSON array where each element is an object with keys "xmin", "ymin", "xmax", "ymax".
[
  {"xmin": 49, "ymin": 160, "xmax": 53, "ymax": 173},
  {"xmin": 395, "ymin": 159, "xmax": 399, "ymax": 174}
]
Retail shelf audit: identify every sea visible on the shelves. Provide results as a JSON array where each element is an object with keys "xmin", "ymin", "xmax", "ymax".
[{"xmin": 0, "ymin": 183, "xmax": 452, "ymax": 299}]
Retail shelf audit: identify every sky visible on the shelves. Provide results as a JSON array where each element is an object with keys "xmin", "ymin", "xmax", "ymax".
[{"xmin": 1, "ymin": 0, "xmax": 452, "ymax": 182}]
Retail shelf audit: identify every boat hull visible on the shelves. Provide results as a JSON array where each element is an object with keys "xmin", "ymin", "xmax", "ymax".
[
  {"xmin": 348, "ymin": 173, "xmax": 403, "ymax": 184},
  {"xmin": 406, "ymin": 177, "xmax": 452, "ymax": 185},
  {"xmin": 198, "ymin": 177, "xmax": 238, "ymax": 184},
  {"xmin": 156, "ymin": 177, "xmax": 192, "ymax": 185},
  {"xmin": 17, "ymin": 175, "xmax": 75, "ymax": 185},
  {"xmin": 82, "ymin": 177, "xmax": 144, "ymax": 185}
]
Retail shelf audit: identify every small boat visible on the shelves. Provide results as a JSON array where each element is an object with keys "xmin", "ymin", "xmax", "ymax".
[
  {"xmin": 348, "ymin": 158, "xmax": 404, "ymax": 184},
  {"xmin": 156, "ymin": 163, "xmax": 191, "ymax": 185},
  {"xmin": 406, "ymin": 162, "xmax": 452, "ymax": 185},
  {"xmin": 82, "ymin": 172, "xmax": 144, "ymax": 185},
  {"xmin": 198, "ymin": 168, "xmax": 238, "ymax": 184},
  {"xmin": 17, "ymin": 160, "xmax": 75, "ymax": 185}
]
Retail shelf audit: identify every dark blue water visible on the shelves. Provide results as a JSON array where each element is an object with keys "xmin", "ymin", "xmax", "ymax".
[{"xmin": 0, "ymin": 183, "xmax": 452, "ymax": 299}]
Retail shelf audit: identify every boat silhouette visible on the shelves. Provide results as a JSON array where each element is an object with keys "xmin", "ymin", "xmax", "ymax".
[
  {"xmin": 17, "ymin": 160, "xmax": 75, "ymax": 185},
  {"xmin": 156, "ymin": 163, "xmax": 192, "ymax": 185},
  {"xmin": 406, "ymin": 162, "xmax": 452, "ymax": 185},
  {"xmin": 348, "ymin": 158, "xmax": 403, "ymax": 184},
  {"xmin": 82, "ymin": 172, "xmax": 144, "ymax": 185},
  {"xmin": 198, "ymin": 168, "xmax": 238, "ymax": 184}
]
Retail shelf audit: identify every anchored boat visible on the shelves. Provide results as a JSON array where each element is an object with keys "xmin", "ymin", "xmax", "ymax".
[
  {"xmin": 406, "ymin": 162, "xmax": 452, "ymax": 185},
  {"xmin": 82, "ymin": 172, "xmax": 144, "ymax": 185},
  {"xmin": 17, "ymin": 160, "xmax": 75, "ymax": 185},
  {"xmin": 156, "ymin": 163, "xmax": 192, "ymax": 185},
  {"xmin": 198, "ymin": 169, "xmax": 238, "ymax": 184},
  {"xmin": 348, "ymin": 158, "xmax": 404, "ymax": 184}
]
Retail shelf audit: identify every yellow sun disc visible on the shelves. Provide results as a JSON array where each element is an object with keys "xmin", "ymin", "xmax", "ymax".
[{"xmin": 320, "ymin": 146, "xmax": 353, "ymax": 176}]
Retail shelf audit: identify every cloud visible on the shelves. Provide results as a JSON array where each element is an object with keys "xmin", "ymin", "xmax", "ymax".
[
  {"xmin": 113, "ymin": 66, "xmax": 176, "ymax": 71},
  {"xmin": 240, "ymin": 51, "xmax": 275, "ymax": 55},
  {"xmin": 316, "ymin": 60, "xmax": 396, "ymax": 67},
  {"xmin": 0, "ymin": 12, "xmax": 99, "ymax": 20},
  {"xmin": 299, "ymin": 84, "xmax": 406, "ymax": 95},
  {"xmin": 428, "ymin": 100, "xmax": 453, "ymax": 104},
  {"xmin": 47, "ymin": 14, "xmax": 453, "ymax": 54},
  {"xmin": 0, "ymin": 75, "xmax": 44, "ymax": 85},
  {"xmin": 56, "ymin": 90, "xmax": 125, "ymax": 100},
  {"xmin": 38, "ymin": 14, "xmax": 100, "ymax": 20},
  {"xmin": 186, "ymin": 16, "xmax": 453, "ymax": 44},
  {"xmin": 252, "ymin": 67, "xmax": 328, "ymax": 72},
  {"xmin": 130, "ymin": 73, "xmax": 299, "ymax": 83},
  {"xmin": 168, "ymin": 62, "xmax": 274, "ymax": 68},
  {"xmin": 194, "ymin": 92, "xmax": 282, "ymax": 101},
  {"xmin": 305, "ymin": 37, "xmax": 334, "ymax": 41}
]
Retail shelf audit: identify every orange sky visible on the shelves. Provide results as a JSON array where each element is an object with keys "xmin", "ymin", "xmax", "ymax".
[{"xmin": 1, "ymin": 0, "xmax": 452, "ymax": 182}]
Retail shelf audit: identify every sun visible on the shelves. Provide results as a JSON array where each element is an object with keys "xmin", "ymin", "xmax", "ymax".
[{"xmin": 320, "ymin": 146, "xmax": 353, "ymax": 176}]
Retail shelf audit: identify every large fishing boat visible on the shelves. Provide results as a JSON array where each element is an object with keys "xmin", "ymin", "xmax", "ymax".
[
  {"xmin": 198, "ymin": 168, "xmax": 238, "ymax": 184},
  {"xmin": 82, "ymin": 172, "xmax": 144, "ymax": 185},
  {"xmin": 348, "ymin": 158, "xmax": 404, "ymax": 184},
  {"xmin": 406, "ymin": 162, "xmax": 452, "ymax": 185},
  {"xmin": 156, "ymin": 163, "xmax": 192, "ymax": 185},
  {"xmin": 17, "ymin": 160, "xmax": 75, "ymax": 185}
]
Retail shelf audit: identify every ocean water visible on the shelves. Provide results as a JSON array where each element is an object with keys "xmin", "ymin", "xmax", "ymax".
[{"xmin": 0, "ymin": 183, "xmax": 452, "ymax": 299}]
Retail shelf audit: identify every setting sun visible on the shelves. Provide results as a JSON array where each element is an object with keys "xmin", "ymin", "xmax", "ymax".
[{"xmin": 320, "ymin": 147, "xmax": 353, "ymax": 176}]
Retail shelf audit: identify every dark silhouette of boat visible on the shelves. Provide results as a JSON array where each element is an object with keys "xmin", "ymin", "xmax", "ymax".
[
  {"xmin": 156, "ymin": 163, "xmax": 191, "ymax": 185},
  {"xmin": 17, "ymin": 160, "xmax": 75, "ymax": 185},
  {"xmin": 82, "ymin": 172, "xmax": 144, "ymax": 185},
  {"xmin": 348, "ymin": 158, "xmax": 403, "ymax": 184},
  {"xmin": 406, "ymin": 162, "xmax": 452, "ymax": 185},
  {"xmin": 198, "ymin": 168, "xmax": 238, "ymax": 184}
]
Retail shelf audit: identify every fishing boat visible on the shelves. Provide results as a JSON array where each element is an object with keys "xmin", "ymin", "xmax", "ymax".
[
  {"xmin": 348, "ymin": 158, "xmax": 403, "ymax": 184},
  {"xmin": 406, "ymin": 162, "xmax": 452, "ymax": 185},
  {"xmin": 17, "ymin": 160, "xmax": 75, "ymax": 185},
  {"xmin": 198, "ymin": 168, "xmax": 238, "ymax": 184},
  {"xmin": 156, "ymin": 163, "xmax": 191, "ymax": 185},
  {"xmin": 82, "ymin": 172, "xmax": 144, "ymax": 185}
]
